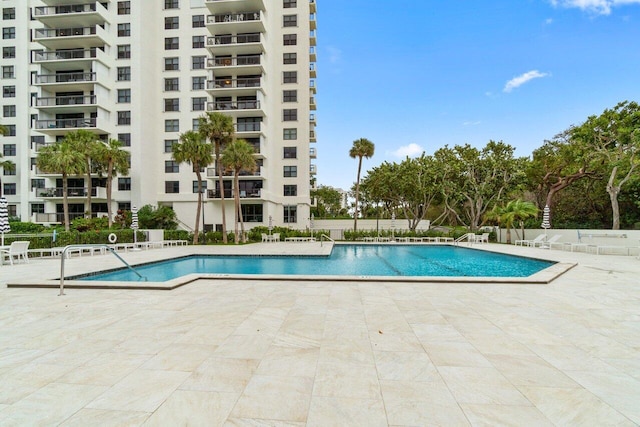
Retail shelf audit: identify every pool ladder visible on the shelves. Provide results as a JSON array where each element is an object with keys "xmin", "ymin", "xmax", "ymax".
[
  {"xmin": 59, "ymin": 244, "xmax": 147, "ymax": 296},
  {"xmin": 319, "ymin": 234, "xmax": 334, "ymax": 247}
]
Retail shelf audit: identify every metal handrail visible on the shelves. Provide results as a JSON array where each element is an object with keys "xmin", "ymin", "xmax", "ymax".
[
  {"xmin": 320, "ymin": 234, "xmax": 334, "ymax": 247},
  {"xmin": 453, "ymin": 233, "xmax": 474, "ymax": 245},
  {"xmin": 59, "ymin": 244, "xmax": 147, "ymax": 295}
]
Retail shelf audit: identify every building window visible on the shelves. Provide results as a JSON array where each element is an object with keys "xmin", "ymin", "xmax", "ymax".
[
  {"xmin": 3, "ymin": 105, "xmax": 16, "ymax": 117},
  {"xmin": 31, "ymin": 203, "xmax": 45, "ymax": 215},
  {"xmin": 117, "ymin": 1, "xmax": 130, "ymax": 15},
  {"xmin": 283, "ymin": 15, "xmax": 297, "ymax": 27},
  {"xmin": 118, "ymin": 202, "xmax": 131, "ymax": 211},
  {"xmin": 2, "ymin": 66, "xmax": 14, "ymax": 79},
  {"xmin": 284, "ymin": 185, "xmax": 297, "ymax": 196},
  {"xmin": 193, "ymin": 181, "xmax": 207, "ymax": 193},
  {"xmin": 237, "ymin": 117, "xmax": 261, "ymax": 132},
  {"xmin": 283, "ymin": 166, "xmax": 297, "ymax": 177},
  {"xmin": 284, "ymin": 0, "xmax": 297, "ymax": 8},
  {"xmin": 283, "ymin": 34, "xmax": 297, "ymax": 46},
  {"xmin": 164, "ymin": 78, "xmax": 179, "ymax": 91},
  {"xmin": 3, "ymin": 86, "xmax": 16, "ymax": 98},
  {"xmin": 283, "ymin": 53, "xmax": 297, "ymax": 64},
  {"xmin": 164, "ymin": 98, "xmax": 179, "ymax": 112},
  {"xmin": 192, "ymin": 55, "xmax": 205, "ymax": 69},
  {"xmin": 3, "ymin": 8, "xmax": 16, "ymax": 20},
  {"xmin": 283, "ymin": 90, "xmax": 297, "ymax": 102},
  {"xmin": 283, "ymin": 147, "xmax": 297, "ymax": 159},
  {"xmin": 117, "ymin": 23, "xmax": 131, "ymax": 37},
  {"xmin": 2, "ymin": 27, "xmax": 15, "ymax": 39},
  {"xmin": 283, "ymin": 109, "xmax": 297, "ymax": 121},
  {"xmin": 192, "ymin": 118, "xmax": 200, "ymax": 131},
  {"xmin": 118, "ymin": 133, "xmax": 131, "ymax": 146},
  {"xmin": 3, "ymin": 183, "xmax": 16, "ymax": 195},
  {"xmin": 164, "ymin": 37, "xmax": 179, "ymax": 50},
  {"xmin": 3, "ymin": 46, "xmax": 15, "ymax": 58},
  {"xmin": 117, "ymin": 44, "xmax": 131, "ymax": 59},
  {"xmin": 3, "ymin": 144, "xmax": 16, "ymax": 156},
  {"xmin": 192, "ymin": 15, "xmax": 205, "ymax": 28},
  {"xmin": 3, "ymin": 167, "xmax": 15, "ymax": 176},
  {"xmin": 283, "ymin": 71, "xmax": 297, "ymax": 83},
  {"xmin": 164, "ymin": 139, "xmax": 176, "ymax": 153},
  {"xmin": 283, "ymin": 205, "xmax": 297, "ymax": 223},
  {"xmin": 192, "ymin": 76, "xmax": 205, "ymax": 90},
  {"xmin": 283, "ymin": 128, "xmax": 297, "ymax": 140},
  {"xmin": 165, "ymin": 160, "xmax": 179, "ymax": 173},
  {"xmin": 118, "ymin": 177, "xmax": 131, "ymax": 191},
  {"xmin": 165, "ymin": 119, "xmax": 179, "ymax": 132},
  {"xmin": 165, "ymin": 181, "xmax": 179, "ymax": 193},
  {"xmin": 117, "ymin": 66, "xmax": 131, "ymax": 81},
  {"xmin": 241, "ymin": 204, "xmax": 263, "ymax": 222},
  {"xmin": 192, "ymin": 35, "xmax": 205, "ymax": 48},
  {"xmin": 31, "ymin": 179, "xmax": 45, "ymax": 189},
  {"xmin": 117, "ymin": 89, "xmax": 131, "ymax": 103},
  {"xmin": 192, "ymin": 97, "xmax": 206, "ymax": 111},
  {"xmin": 164, "ymin": 0, "xmax": 179, "ymax": 9},
  {"xmin": 164, "ymin": 16, "xmax": 179, "ymax": 30},
  {"xmin": 117, "ymin": 111, "xmax": 131, "ymax": 125},
  {"xmin": 5, "ymin": 125, "xmax": 16, "ymax": 137},
  {"xmin": 164, "ymin": 57, "xmax": 179, "ymax": 71}
]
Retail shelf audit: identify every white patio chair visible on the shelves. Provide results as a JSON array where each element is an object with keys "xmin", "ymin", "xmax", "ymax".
[
  {"xmin": 515, "ymin": 234, "xmax": 546, "ymax": 247},
  {"xmin": 1, "ymin": 241, "xmax": 30, "ymax": 265}
]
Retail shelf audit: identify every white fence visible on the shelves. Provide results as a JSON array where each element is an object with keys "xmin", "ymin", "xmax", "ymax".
[{"xmin": 496, "ymin": 228, "xmax": 640, "ymax": 249}]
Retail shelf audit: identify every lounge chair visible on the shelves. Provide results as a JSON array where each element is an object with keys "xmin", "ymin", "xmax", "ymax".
[
  {"xmin": 541, "ymin": 234, "xmax": 563, "ymax": 249},
  {"xmin": 515, "ymin": 234, "xmax": 546, "ymax": 247},
  {"xmin": 1, "ymin": 241, "xmax": 30, "ymax": 265},
  {"xmin": 475, "ymin": 233, "xmax": 490, "ymax": 244}
]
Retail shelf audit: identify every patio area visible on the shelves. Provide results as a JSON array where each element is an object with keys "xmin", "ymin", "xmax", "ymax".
[{"xmin": 0, "ymin": 243, "xmax": 639, "ymax": 425}]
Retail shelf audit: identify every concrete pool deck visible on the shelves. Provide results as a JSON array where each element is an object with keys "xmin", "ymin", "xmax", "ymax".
[{"xmin": 0, "ymin": 242, "xmax": 639, "ymax": 425}]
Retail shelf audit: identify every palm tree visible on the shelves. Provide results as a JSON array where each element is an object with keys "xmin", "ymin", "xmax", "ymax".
[
  {"xmin": 36, "ymin": 140, "xmax": 84, "ymax": 231},
  {"xmin": 94, "ymin": 139, "xmax": 130, "ymax": 228},
  {"xmin": 198, "ymin": 112, "xmax": 235, "ymax": 243},
  {"xmin": 509, "ymin": 199, "xmax": 538, "ymax": 241},
  {"xmin": 487, "ymin": 200, "xmax": 538, "ymax": 244},
  {"xmin": 349, "ymin": 137, "xmax": 375, "ymax": 231},
  {"xmin": 172, "ymin": 130, "xmax": 214, "ymax": 244},
  {"xmin": 66, "ymin": 129, "xmax": 100, "ymax": 218},
  {"xmin": 221, "ymin": 139, "xmax": 256, "ymax": 244}
]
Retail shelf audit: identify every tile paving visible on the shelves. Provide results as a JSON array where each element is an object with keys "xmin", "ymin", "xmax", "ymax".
[{"xmin": 0, "ymin": 243, "xmax": 639, "ymax": 426}]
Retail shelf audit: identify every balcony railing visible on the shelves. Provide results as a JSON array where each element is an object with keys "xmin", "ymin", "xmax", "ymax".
[
  {"xmin": 207, "ymin": 11, "xmax": 261, "ymax": 24},
  {"xmin": 35, "ymin": 72, "xmax": 96, "ymax": 84},
  {"xmin": 36, "ymin": 95, "xmax": 96, "ymax": 107},
  {"xmin": 207, "ymin": 77, "xmax": 261, "ymax": 89},
  {"xmin": 207, "ymin": 100, "xmax": 260, "ymax": 111},
  {"xmin": 33, "ymin": 48, "xmax": 97, "ymax": 62},
  {"xmin": 37, "ymin": 187, "xmax": 98, "ymax": 198},
  {"xmin": 35, "ymin": 117, "xmax": 96, "ymax": 130},
  {"xmin": 34, "ymin": 4, "xmax": 97, "ymax": 16},
  {"xmin": 207, "ymin": 189, "xmax": 261, "ymax": 199},
  {"xmin": 236, "ymin": 123, "xmax": 261, "ymax": 132},
  {"xmin": 34, "ymin": 26, "xmax": 97, "ymax": 39},
  {"xmin": 207, "ymin": 33, "xmax": 260, "ymax": 46},
  {"xmin": 208, "ymin": 55, "xmax": 260, "ymax": 67},
  {"xmin": 206, "ymin": 167, "xmax": 262, "ymax": 177}
]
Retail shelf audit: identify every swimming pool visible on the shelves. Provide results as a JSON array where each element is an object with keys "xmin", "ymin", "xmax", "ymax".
[{"xmin": 77, "ymin": 245, "xmax": 555, "ymax": 282}]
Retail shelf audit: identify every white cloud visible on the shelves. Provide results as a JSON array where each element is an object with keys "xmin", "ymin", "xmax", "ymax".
[
  {"xmin": 388, "ymin": 143, "xmax": 424, "ymax": 158},
  {"xmin": 550, "ymin": 0, "xmax": 640, "ymax": 15},
  {"xmin": 326, "ymin": 46, "xmax": 342, "ymax": 64},
  {"xmin": 544, "ymin": 17, "xmax": 554, "ymax": 24},
  {"xmin": 463, "ymin": 120, "xmax": 482, "ymax": 126},
  {"xmin": 503, "ymin": 70, "xmax": 550, "ymax": 93}
]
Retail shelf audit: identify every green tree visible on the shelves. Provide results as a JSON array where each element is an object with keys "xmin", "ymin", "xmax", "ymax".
[
  {"xmin": 65, "ymin": 129, "xmax": 101, "ymax": 218},
  {"xmin": 349, "ymin": 137, "xmax": 375, "ymax": 231},
  {"xmin": 36, "ymin": 140, "xmax": 84, "ymax": 231},
  {"xmin": 221, "ymin": 139, "xmax": 256, "ymax": 244},
  {"xmin": 94, "ymin": 139, "xmax": 130, "ymax": 228},
  {"xmin": 137, "ymin": 205, "xmax": 178, "ymax": 230},
  {"xmin": 198, "ymin": 112, "xmax": 235, "ymax": 244},
  {"xmin": 172, "ymin": 130, "xmax": 214, "ymax": 244},
  {"xmin": 571, "ymin": 101, "xmax": 640, "ymax": 230},
  {"xmin": 311, "ymin": 185, "xmax": 343, "ymax": 218}
]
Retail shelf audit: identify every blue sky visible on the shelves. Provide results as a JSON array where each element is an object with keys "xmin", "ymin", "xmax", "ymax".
[{"xmin": 314, "ymin": 0, "xmax": 640, "ymax": 190}]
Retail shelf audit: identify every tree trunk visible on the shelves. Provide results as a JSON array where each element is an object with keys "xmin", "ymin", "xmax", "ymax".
[
  {"xmin": 193, "ymin": 170, "xmax": 202, "ymax": 244},
  {"xmin": 106, "ymin": 161, "xmax": 113, "ymax": 228},
  {"xmin": 62, "ymin": 173, "xmax": 70, "ymax": 231},
  {"xmin": 606, "ymin": 166, "xmax": 621, "ymax": 230},
  {"xmin": 506, "ymin": 227, "xmax": 512, "ymax": 244},
  {"xmin": 85, "ymin": 158, "xmax": 92, "ymax": 218},
  {"xmin": 236, "ymin": 172, "xmax": 246, "ymax": 243},
  {"xmin": 216, "ymin": 143, "xmax": 227, "ymax": 243},
  {"xmin": 233, "ymin": 174, "xmax": 240, "ymax": 244},
  {"xmin": 353, "ymin": 157, "xmax": 362, "ymax": 232}
]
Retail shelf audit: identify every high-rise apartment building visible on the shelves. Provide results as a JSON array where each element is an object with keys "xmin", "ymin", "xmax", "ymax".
[{"xmin": 0, "ymin": 0, "xmax": 317, "ymax": 232}]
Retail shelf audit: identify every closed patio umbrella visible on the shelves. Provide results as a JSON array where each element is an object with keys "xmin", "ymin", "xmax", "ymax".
[
  {"xmin": 0, "ymin": 196, "xmax": 10, "ymax": 246},
  {"xmin": 131, "ymin": 205, "xmax": 138, "ymax": 247},
  {"xmin": 541, "ymin": 205, "xmax": 551, "ymax": 236}
]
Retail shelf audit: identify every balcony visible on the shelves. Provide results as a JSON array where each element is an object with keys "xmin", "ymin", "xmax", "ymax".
[
  {"xmin": 309, "ymin": 46, "xmax": 316, "ymax": 62},
  {"xmin": 207, "ymin": 188, "xmax": 262, "ymax": 199},
  {"xmin": 32, "ymin": 48, "xmax": 108, "ymax": 71},
  {"xmin": 207, "ymin": 77, "xmax": 262, "ymax": 96},
  {"xmin": 309, "ymin": 62, "xmax": 316, "ymax": 78},
  {"xmin": 310, "ymin": 79, "xmax": 317, "ymax": 94},
  {"xmin": 34, "ymin": 72, "xmax": 96, "ymax": 91},
  {"xmin": 205, "ymin": 0, "xmax": 265, "ymax": 14},
  {"xmin": 33, "ymin": 25, "xmax": 109, "ymax": 50},
  {"xmin": 309, "ymin": 30, "xmax": 317, "ymax": 46},
  {"xmin": 207, "ymin": 11, "xmax": 264, "ymax": 33},
  {"xmin": 310, "ymin": 130, "xmax": 317, "ymax": 143},
  {"xmin": 33, "ymin": 2, "xmax": 109, "ymax": 27},
  {"xmin": 310, "ymin": 13, "xmax": 317, "ymax": 31},
  {"xmin": 309, "ymin": 0, "xmax": 316, "ymax": 14},
  {"xmin": 310, "ymin": 147, "xmax": 317, "ymax": 158},
  {"xmin": 310, "ymin": 164, "xmax": 317, "ymax": 175},
  {"xmin": 34, "ymin": 117, "xmax": 103, "ymax": 136},
  {"xmin": 35, "ymin": 95, "xmax": 97, "ymax": 113},
  {"xmin": 309, "ymin": 95, "xmax": 316, "ymax": 111},
  {"xmin": 35, "ymin": 186, "xmax": 106, "ymax": 199},
  {"xmin": 207, "ymin": 54, "xmax": 263, "ymax": 74},
  {"xmin": 207, "ymin": 33, "xmax": 263, "ymax": 55},
  {"xmin": 206, "ymin": 100, "xmax": 263, "ymax": 117},
  {"xmin": 310, "ymin": 113, "xmax": 317, "ymax": 125}
]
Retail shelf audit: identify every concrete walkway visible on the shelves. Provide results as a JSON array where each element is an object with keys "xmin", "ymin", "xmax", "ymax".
[{"xmin": 0, "ymin": 243, "xmax": 639, "ymax": 425}]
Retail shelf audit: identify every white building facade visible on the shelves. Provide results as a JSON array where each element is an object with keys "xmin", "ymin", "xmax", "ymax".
[{"xmin": 0, "ymin": 0, "xmax": 317, "ymax": 232}]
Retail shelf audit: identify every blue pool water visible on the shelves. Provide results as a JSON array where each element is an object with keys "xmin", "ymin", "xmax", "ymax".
[{"xmin": 78, "ymin": 245, "xmax": 554, "ymax": 282}]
